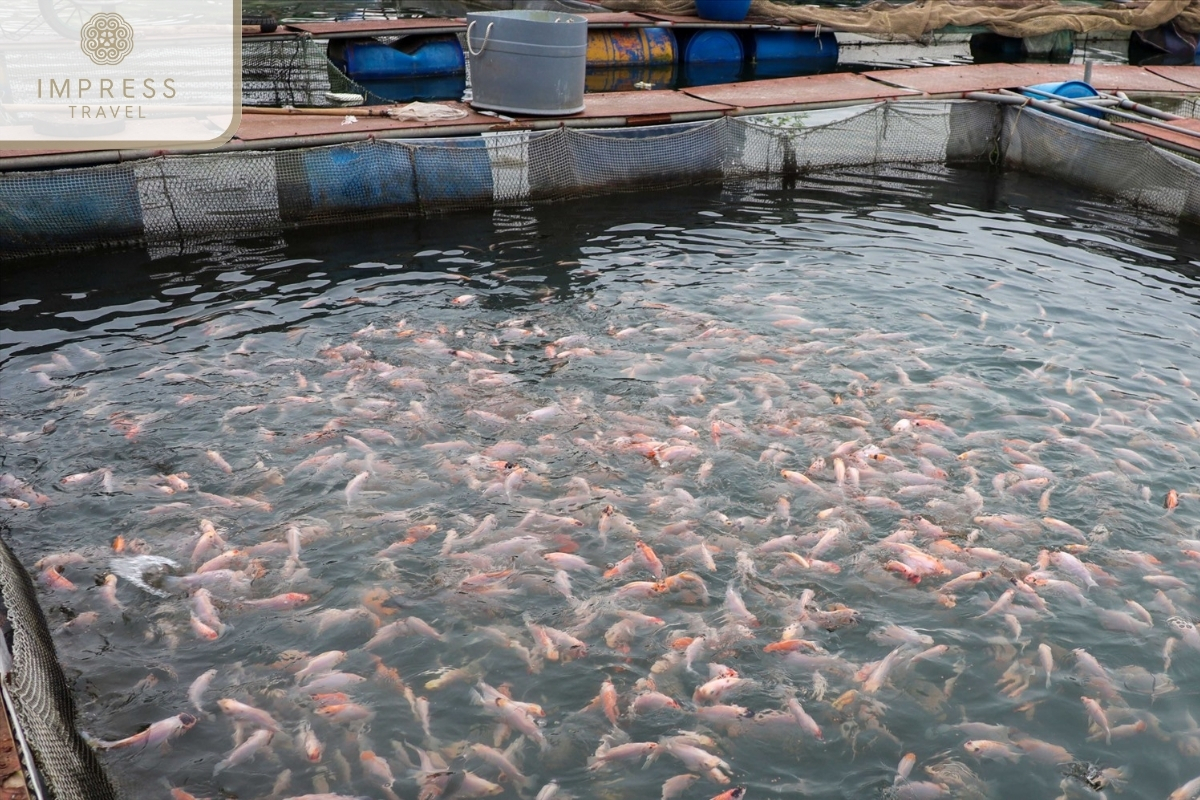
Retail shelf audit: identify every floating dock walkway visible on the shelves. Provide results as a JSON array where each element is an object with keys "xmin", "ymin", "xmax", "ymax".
[
  {"xmin": 1, "ymin": 10, "xmax": 1199, "ymax": 260},
  {"xmin": 3, "ymin": 63, "xmax": 1198, "ymax": 170}
]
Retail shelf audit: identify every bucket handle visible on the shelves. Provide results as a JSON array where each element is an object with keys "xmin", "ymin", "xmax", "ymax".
[{"xmin": 466, "ymin": 20, "xmax": 494, "ymax": 56}]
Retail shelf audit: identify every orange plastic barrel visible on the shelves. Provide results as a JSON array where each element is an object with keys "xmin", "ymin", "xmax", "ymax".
[{"xmin": 586, "ymin": 28, "xmax": 676, "ymax": 67}]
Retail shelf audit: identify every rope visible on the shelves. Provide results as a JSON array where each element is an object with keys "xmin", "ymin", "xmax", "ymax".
[
  {"xmin": 466, "ymin": 21, "xmax": 494, "ymax": 57},
  {"xmin": 600, "ymin": 0, "xmax": 1200, "ymax": 40}
]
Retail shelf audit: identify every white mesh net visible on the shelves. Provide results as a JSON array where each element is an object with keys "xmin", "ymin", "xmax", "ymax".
[{"xmin": 2, "ymin": 99, "xmax": 1198, "ymax": 261}]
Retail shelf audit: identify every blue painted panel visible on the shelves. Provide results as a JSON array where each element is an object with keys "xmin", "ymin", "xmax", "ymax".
[
  {"xmin": 296, "ymin": 143, "xmax": 417, "ymax": 217},
  {"xmin": 0, "ymin": 164, "xmax": 141, "ymax": 252},
  {"xmin": 412, "ymin": 138, "xmax": 493, "ymax": 208}
]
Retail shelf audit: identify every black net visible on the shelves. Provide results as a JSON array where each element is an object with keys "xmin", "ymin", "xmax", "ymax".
[{"xmin": 0, "ymin": 533, "xmax": 122, "ymax": 800}]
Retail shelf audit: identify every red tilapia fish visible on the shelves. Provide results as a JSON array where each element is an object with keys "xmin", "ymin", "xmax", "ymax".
[{"xmin": 8, "ymin": 252, "xmax": 1199, "ymax": 800}]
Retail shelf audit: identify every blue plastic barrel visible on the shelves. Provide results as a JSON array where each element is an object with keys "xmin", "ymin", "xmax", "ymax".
[
  {"xmin": 695, "ymin": 0, "xmax": 752, "ymax": 22},
  {"xmin": 329, "ymin": 35, "xmax": 465, "ymax": 81},
  {"xmin": 746, "ymin": 31, "xmax": 838, "ymax": 76},
  {"xmin": 680, "ymin": 29, "xmax": 743, "ymax": 65},
  {"xmin": 1022, "ymin": 80, "xmax": 1104, "ymax": 118}
]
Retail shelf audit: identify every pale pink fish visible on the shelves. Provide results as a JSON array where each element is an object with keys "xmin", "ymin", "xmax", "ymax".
[
  {"xmin": 468, "ymin": 742, "xmax": 529, "ymax": 787},
  {"xmin": 862, "ymin": 645, "xmax": 906, "ymax": 693},
  {"xmin": 312, "ymin": 702, "xmax": 375, "ymax": 725},
  {"xmin": 241, "ymin": 592, "xmax": 310, "ymax": 610},
  {"xmin": 299, "ymin": 720, "xmax": 323, "ymax": 762},
  {"xmin": 962, "ymin": 739, "xmax": 1021, "ymax": 762},
  {"xmin": 1082, "ymin": 696, "xmax": 1111, "ymax": 744},
  {"xmin": 869, "ymin": 624, "xmax": 933, "ymax": 647},
  {"xmin": 977, "ymin": 588, "xmax": 1015, "ymax": 619},
  {"xmin": 724, "ymin": 584, "xmax": 759, "ymax": 627},
  {"xmin": 196, "ymin": 547, "xmax": 247, "ymax": 574},
  {"xmin": 1014, "ymin": 463, "xmax": 1054, "ymax": 479},
  {"xmin": 302, "ymin": 672, "xmax": 367, "ymax": 694},
  {"xmin": 522, "ymin": 404, "xmax": 563, "ymax": 423},
  {"xmin": 188, "ymin": 668, "xmax": 218, "ymax": 716},
  {"xmin": 543, "ymin": 551, "xmax": 597, "ymax": 572},
  {"xmin": 895, "ymin": 752, "xmax": 916, "ymax": 783},
  {"xmin": 658, "ymin": 737, "xmax": 730, "ymax": 775},
  {"xmin": 661, "ymin": 774, "xmax": 700, "ymax": 799},
  {"xmin": 1041, "ymin": 517, "xmax": 1086, "ymax": 542},
  {"xmin": 891, "ymin": 781, "xmax": 949, "ymax": 799},
  {"xmin": 787, "ymin": 698, "xmax": 823, "ymax": 739},
  {"xmin": 1012, "ymin": 737, "xmax": 1073, "ymax": 765},
  {"xmin": 693, "ymin": 675, "xmax": 753, "ymax": 704},
  {"xmin": 344, "ymin": 470, "xmax": 370, "ymax": 506},
  {"xmin": 205, "ymin": 450, "xmax": 233, "ymax": 474},
  {"xmin": 654, "ymin": 444, "xmax": 702, "ymax": 466},
  {"xmin": 1171, "ymin": 775, "xmax": 1200, "ymax": 800},
  {"xmin": 294, "ymin": 650, "xmax": 346, "ymax": 682},
  {"xmin": 492, "ymin": 697, "xmax": 547, "ymax": 749},
  {"xmin": 96, "ymin": 713, "xmax": 197, "ymax": 750},
  {"xmin": 1038, "ymin": 643, "xmax": 1054, "ymax": 689},
  {"xmin": 587, "ymin": 740, "xmax": 658, "ymax": 770},
  {"xmin": 780, "ymin": 470, "xmax": 823, "ymax": 492},
  {"xmin": 1096, "ymin": 607, "xmax": 1150, "ymax": 635},
  {"xmin": 630, "ymin": 691, "xmax": 681, "ymax": 716},
  {"xmin": 191, "ymin": 588, "xmax": 224, "ymax": 632},
  {"xmin": 217, "ymin": 698, "xmax": 280, "ymax": 731},
  {"xmin": 360, "ymin": 750, "xmax": 396, "ymax": 789},
  {"xmin": 939, "ymin": 570, "xmax": 990, "ymax": 594},
  {"xmin": 191, "ymin": 519, "xmax": 228, "ymax": 565},
  {"xmin": 213, "ymin": 728, "xmax": 272, "ymax": 775},
  {"xmin": 809, "ymin": 527, "xmax": 843, "ymax": 559},
  {"xmin": 1050, "ymin": 551, "xmax": 1098, "ymax": 590}
]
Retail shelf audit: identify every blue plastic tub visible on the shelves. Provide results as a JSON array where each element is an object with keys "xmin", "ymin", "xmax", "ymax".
[
  {"xmin": 746, "ymin": 31, "xmax": 838, "ymax": 74},
  {"xmin": 680, "ymin": 29, "xmax": 744, "ymax": 65},
  {"xmin": 329, "ymin": 36, "xmax": 465, "ymax": 81},
  {"xmin": 1022, "ymin": 80, "xmax": 1104, "ymax": 119},
  {"xmin": 695, "ymin": 0, "xmax": 752, "ymax": 22}
]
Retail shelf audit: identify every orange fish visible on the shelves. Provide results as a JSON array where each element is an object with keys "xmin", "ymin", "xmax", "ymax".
[{"xmin": 710, "ymin": 788, "xmax": 746, "ymax": 800}]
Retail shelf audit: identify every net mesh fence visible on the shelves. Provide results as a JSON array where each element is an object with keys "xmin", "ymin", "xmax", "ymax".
[
  {"xmin": 242, "ymin": 37, "xmax": 405, "ymax": 107},
  {"xmin": 2, "ymin": 98, "xmax": 1199, "ymax": 261},
  {"xmin": 1001, "ymin": 104, "xmax": 1200, "ymax": 219},
  {"xmin": 0, "ymin": 533, "xmax": 122, "ymax": 800}
]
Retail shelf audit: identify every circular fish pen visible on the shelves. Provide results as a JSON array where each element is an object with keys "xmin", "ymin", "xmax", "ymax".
[{"xmin": 0, "ymin": 82, "xmax": 1195, "ymax": 800}]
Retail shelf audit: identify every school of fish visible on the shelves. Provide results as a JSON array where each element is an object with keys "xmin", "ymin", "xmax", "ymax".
[{"xmin": 2, "ymin": 256, "xmax": 1200, "ymax": 800}]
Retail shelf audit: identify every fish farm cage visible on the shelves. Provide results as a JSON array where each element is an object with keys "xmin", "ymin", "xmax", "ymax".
[{"xmin": 2, "ymin": 97, "xmax": 1200, "ymax": 262}]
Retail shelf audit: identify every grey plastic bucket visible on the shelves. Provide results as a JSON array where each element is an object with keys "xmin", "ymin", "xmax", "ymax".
[{"xmin": 466, "ymin": 10, "xmax": 587, "ymax": 116}]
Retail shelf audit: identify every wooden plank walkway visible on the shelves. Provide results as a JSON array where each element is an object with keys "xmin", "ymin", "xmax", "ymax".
[{"xmin": 1, "ymin": 63, "xmax": 1196, "ymax": 168}]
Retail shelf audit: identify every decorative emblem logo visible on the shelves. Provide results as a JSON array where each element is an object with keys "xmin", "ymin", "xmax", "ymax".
[{"xmin": 80, "ymin": 12, "xmax": 134, "ymax": 65}]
